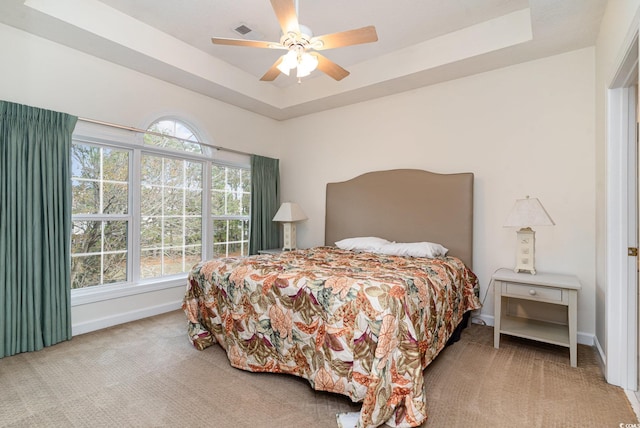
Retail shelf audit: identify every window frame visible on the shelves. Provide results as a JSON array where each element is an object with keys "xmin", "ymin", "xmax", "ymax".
[
  {"xmin": 70, "ymin": 119, "xmax": 250, "ymax": 306},
  {"xmin": 210, "ymin": 163, "xmax": 252, "ymax": 258},
  {"xmin": 70, "ymin": 141, "xmax": 133, "ymax": 289}
]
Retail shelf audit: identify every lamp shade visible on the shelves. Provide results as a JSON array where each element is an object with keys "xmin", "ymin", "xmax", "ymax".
[
  {"xmin": 503, "ymin": 196, "xmax": 555, "ymax": 227},
  {"xmin": 273, "ymin": 202, "xmax": 307, "ymax": 222}
]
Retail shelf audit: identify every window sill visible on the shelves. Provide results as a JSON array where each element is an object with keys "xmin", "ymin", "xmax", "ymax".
[{"xmin": 71, "ymin": 275, "xmax": 187, "ymax": 306}]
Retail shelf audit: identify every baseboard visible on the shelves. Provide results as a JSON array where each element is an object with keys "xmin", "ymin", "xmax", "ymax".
[
  {"xmin": 469, "ymin": 312, "xmax": 595, "ymax": 346},
  {"xmin": 72, "ymin": 300, "xmax": 182, "ymax": 336},
  {"xmin": 577, "ymin": 332, "xmax": 595, "ymax": 346},
  {"xmin": 625, "ymin": 390, "xmax": 640, "ymax": 422},
  {"xmin": 594, "ymin": 334, "xmax": 607, "ymax": 375},
  {"xmin": 470, "ymin": 312, "xmax": 494, "ymax": 326}
]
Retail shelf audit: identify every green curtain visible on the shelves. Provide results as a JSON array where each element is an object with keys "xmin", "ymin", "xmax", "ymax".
[
  {"xmin": 0, "ymin": 101, "xmax": 77, "ymax": 358},
  {"xmin": 249, "ymin": 155, "xmax": 280, "ymax": 255}
]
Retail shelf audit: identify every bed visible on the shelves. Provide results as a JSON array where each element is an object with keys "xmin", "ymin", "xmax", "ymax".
[{"xmin": 182, "ymin": 169, "xmax": 481, "ymax": 428}]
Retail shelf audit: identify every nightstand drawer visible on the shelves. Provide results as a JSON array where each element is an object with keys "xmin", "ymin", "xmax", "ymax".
[{"xmin": 502, "ymin": 282, "xmax": 562, "ymax": 302}]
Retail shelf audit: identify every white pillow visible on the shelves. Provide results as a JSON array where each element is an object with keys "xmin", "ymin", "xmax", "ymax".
[
  {"xmin": 335, "ymin": 236, "xmax": 391, "ymax": 252},
  {"xmin": 376, "ymin": 241, "xmax": 448, "ymax": 258}
]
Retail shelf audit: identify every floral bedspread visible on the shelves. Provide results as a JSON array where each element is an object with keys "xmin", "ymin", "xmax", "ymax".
[{"xmin": 183, "ymin": 247, "xmax": 481, "ymax": 428}]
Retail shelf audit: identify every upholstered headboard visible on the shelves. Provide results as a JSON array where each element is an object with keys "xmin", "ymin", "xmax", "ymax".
[{"xmin": 325, "ymin": 169, "xmax": 474, "ymax": 268}]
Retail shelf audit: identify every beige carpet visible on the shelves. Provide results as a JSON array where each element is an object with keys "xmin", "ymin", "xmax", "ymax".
[{"xmin": 0, "ymin": 310, "xmax": 636, "ymax": 428}]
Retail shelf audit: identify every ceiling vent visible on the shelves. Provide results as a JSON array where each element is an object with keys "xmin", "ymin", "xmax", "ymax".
[
  {"xmin": 234, "ymin": 24, "xmax": 252, "ymax": 35},
  {"xmin": 233, "ymin": 23, "xmax": 264, "ymax": 40}
]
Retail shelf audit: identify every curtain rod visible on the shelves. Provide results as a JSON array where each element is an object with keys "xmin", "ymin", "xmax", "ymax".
[{"xmin": 78, "ymin": 117, "xmax": 252, "ymax": 157}]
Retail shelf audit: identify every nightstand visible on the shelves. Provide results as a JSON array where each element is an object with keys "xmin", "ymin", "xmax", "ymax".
[
  {"xmin": 258, "ymin": 248, "xmax": 283, "ymax": 255},
  {"xmin": 493, "ymin": 268, "xmax": 581, "ymax": 367}
]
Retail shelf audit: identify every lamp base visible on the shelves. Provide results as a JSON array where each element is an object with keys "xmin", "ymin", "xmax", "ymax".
[
  {"xmin": 282, "ymin": 222, "xmax": 297, "ymax": 251},
  {"xmin": 514, "ymin": 227, "xmax": 536, "ymax": 275}
]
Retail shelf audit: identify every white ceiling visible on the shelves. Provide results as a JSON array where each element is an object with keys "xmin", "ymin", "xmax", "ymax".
[{"xmin": 0, "ymin": 0, "xmax": 607, "ymax": 120}]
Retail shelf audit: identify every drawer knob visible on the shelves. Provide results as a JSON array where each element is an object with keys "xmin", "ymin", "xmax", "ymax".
[{"xmin": 529, "ymin": 289, "xmax": 537, "ymax": 296}]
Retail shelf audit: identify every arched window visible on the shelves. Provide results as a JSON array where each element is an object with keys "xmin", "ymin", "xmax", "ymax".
[{"xmin": 144, "ymin": 118, "xmax": 203, "ymax": 153}]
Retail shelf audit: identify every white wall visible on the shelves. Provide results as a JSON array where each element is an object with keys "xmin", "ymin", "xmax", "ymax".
[
  {"xmin": 0, "ymin": 23, "xmax": 282, "ymax": 334},
  {"xmin": 281, "ymin": 48, "xmax": 597, "ymax": 339}
]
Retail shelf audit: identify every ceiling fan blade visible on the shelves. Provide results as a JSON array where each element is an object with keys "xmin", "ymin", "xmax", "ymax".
[
  {"xmin": 260, "ymin": 57, "xmax": 284, "ymax": 81},
  {"xmin": 313, "ymin": 53, "xmax": 350, "ymax": 81},
  {"xmin": 211, "ymin": 37, "xmax": 282, "ymax": 49},
  {"xmin": 270, "ymin": 0, "xmax": 300, "ymax": 35},
  {"xmin": 312, "ymin": 26, "xmax": 378, "ymax": 50}
]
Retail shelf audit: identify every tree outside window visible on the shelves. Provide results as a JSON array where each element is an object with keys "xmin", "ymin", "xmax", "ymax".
[
  {"xmin": 212, "ymin": 164, "xmax": 251, "ymax": 257},
  {"xmin": 140, "ymin": 154, "xmax": 203, "ymax": 278},
  {"xmin": 70, "ymin": 144, "xmax": 129, "ymax": 288}
]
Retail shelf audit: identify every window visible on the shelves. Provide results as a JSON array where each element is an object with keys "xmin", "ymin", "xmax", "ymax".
[
  {"xmin": 70, "ymin": 118, "xmax": 250, "ymax": 290},
  {"xmin": 144, "ymin": 119, "xmax": 203, "ymax": 153},
  {"xmin": 140, "ymin": 155, "xmax": 203, "ymax": 278},
  {"xmin": 212, "ymin": 165, "xmax": 251, "ymax": 257},
  {"xmin": 71, "ymin": 144, "xmax": 130, "ymax": 289}
]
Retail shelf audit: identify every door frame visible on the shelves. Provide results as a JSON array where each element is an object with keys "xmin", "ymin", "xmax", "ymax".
[{"xmin": 607, "ymin": 30, "xmax": 638, "ymax": 390}]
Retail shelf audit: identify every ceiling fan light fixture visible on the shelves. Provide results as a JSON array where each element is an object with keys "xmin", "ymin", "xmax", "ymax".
[
  {"xmin": 276, "ymin": 51, "xmax": 298, "ymax": 76},
  {"xmin": 281, "ymin": 50, "xmax": 298, "ymax": 69},
  {"xmin": 276, "ymin": 59, "xmax": 290, "ymax": 76},
  {"xmin": 296, "ymin": 52, "xmax": 318, "ymax": 77}
]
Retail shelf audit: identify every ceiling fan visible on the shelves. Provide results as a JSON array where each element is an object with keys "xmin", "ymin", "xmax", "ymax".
[{"xmin": 211, "ymin": 0, "xmax": 378, "ymax": 82}]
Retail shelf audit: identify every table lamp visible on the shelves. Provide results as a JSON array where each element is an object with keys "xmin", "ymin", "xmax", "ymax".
[
  {"xmin": 503, "ymin": 196, "xmax": 555, "ymax": 274},
  {"xmin": 272, "ymin": 202, "xmax": 307, "ymax": 251}
]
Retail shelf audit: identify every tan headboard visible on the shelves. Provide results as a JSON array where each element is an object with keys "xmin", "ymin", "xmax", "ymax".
[{"xmin": 325, "ymin": 169, "xmax": 474, "ymax": 268}]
